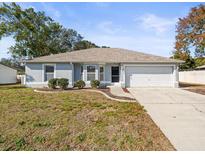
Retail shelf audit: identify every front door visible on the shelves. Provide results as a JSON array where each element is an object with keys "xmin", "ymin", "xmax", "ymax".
[{"xmin": 111, "ymin": 66, "xmax": 119, "ymax": 82}]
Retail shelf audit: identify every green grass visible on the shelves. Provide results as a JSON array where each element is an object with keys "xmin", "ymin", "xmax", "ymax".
[{"xmin": 0, "ymin": 85, "xmax": 174, "ymax": 151}]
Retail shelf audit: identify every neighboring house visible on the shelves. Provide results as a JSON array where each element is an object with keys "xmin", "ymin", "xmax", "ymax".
[
  {"xmin": 25, "ymin": 48, "xmax": 183, "ymax": 88},
  {"xmin": 0, "ymin": 63, "xmax": 17, "ymax": 84}
]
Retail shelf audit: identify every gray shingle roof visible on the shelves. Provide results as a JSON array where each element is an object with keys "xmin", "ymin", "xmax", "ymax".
[
  {"xmin": 0, "ymin": 63, "xmax": 18, "ymax": 71},
  {"xmin": 27, "ymin": 48, "xmax": 183, "ymax": 63}
]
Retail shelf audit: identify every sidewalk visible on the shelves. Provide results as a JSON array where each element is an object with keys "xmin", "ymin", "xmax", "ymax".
[{"xmin": 109, "ymin": 86, "xmax": 135, "ymax": 99}]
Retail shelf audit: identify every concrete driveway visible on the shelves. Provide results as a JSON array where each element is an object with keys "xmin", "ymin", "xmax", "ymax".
[{"xmin": 128, "ymin": 88, "xmax": 205, "ymax": 151}]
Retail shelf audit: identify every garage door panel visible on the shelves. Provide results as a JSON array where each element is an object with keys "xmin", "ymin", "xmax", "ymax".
[
  {"xmin": 127, "ymin": 66, "xmax": 173, "ymax": 74},
  {"xmin": 125, "ymin": 66, "xmax": 174, "ymax": 87}
]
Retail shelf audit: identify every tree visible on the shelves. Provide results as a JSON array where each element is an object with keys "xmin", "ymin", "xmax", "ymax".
[
  {"xmin": 172, "ymin": 50, "xmax": 196, "ymax": 70},
  {"xmin": 0, "ymin": 58, "xmax": 13, "ymax": 67},
  {"xmin": 0, "ymin": 3, "xmax": 83, "ymax": 58},
  {"xmin": 194, "ymin": 57, "xmax": 205, "ymax": 67},
  {"xmin": 73, "ymin": 40, "xmax": 99, "ymax": 50},
  {"xmin": 73, "ymin": 40, "xmax": 110, "ymax": 51},
  {"xmin": 101, "ymin": 46, "xmax": 110, "ymax": 48},
  {"xmin": 175, "ymin": 4, "xmax": 205, "ymax": 57}
]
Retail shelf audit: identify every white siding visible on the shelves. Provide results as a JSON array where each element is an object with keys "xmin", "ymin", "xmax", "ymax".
[{"xmin": 0, "ymin": 64, "xmax": 17, "ymax": 84}]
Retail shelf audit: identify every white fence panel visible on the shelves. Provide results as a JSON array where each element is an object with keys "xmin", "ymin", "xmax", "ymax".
[{"xmin": 179, "ymin": 70, "xmax": 205, "ymax": 84}]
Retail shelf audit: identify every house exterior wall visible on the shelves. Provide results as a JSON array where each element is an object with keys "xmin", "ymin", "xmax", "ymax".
[
  {"xmin": 0, "ymin": 64, "xmax": 17, "ymax": 84},
  {"xmin": 55, "ymin": 63, "xmax": 73, "ymax": 84},
  {"xmin": 25, "ymin": 63, "xmax": 73, "ymax": 88},
  {"xmin": 25, "ymin": 62, "xmax": 179, "ymax": 88},
  {"xmin": 26, "ymin": 63, "xmax": 43, "ymax": 83}
]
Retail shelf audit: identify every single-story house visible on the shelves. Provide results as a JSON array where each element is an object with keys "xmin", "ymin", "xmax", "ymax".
[
  {"xmin": 0, "ymin": 63, "xmax": 17, "ymax": 84},
  {"xmin": 25, "ymin": 48, "xmax": 183, "ymax": 88}
]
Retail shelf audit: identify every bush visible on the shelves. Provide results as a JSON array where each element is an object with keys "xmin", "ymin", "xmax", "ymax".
[
  {"xmin": 48, "ymin": 78, "xmax": 58, "ymax": 89},
  {"xmin": 58, "ymin": 78, "xmax": 69, "ymax": 90},
  {"xmin": 48, "ymin": 78, "xmax": 68, "ymax": 90},
  {"xmin": 91, "ymin": 80, "xmax": 100, "ymax": 88},
  {"xmin": 75, "ymin": 80, "xmax": 85, "ymax": 89}
]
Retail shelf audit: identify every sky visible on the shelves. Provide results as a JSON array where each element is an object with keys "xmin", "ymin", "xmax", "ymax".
[{"xmin": 0, "ymin": 2, "xmax": 204, "ymax": 59}]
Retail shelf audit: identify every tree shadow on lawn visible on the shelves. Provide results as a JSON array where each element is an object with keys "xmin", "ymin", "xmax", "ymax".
[{"xmin": 0, "ymin": 84, "xmax": 26, "ymax": 90}]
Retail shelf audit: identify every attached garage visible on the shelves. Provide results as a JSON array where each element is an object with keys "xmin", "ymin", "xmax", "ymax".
[{"xmin": 125, "ymin": 65, "xmax": 174, "ymax": 88}]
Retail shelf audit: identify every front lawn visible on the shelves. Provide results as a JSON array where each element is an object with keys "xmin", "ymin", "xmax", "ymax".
[{"xmin": 0, "ymin": 85, "xmax": 174, "ymax": 150}]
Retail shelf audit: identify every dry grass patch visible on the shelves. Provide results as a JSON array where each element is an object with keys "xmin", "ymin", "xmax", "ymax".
[
  {"xmin": 185, "ymin": 88, "xmax": 205, "ymax": 95},
  {"xmin": 0, "ymin": 85, "xmax": 174, "ymax": 150}
]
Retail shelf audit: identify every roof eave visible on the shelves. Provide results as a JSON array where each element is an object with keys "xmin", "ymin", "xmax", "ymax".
[{"xmin": 26, "ymin": 60, "xmax": 184, "ymax": 64}]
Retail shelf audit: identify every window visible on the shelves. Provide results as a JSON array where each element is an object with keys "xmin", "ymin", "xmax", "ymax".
[
  {"xmin": 44, "ymin": 65, "xmax": 54, "ymax": 81},
  {"xmin": 87, "ymin": 65, "xmax": 95, "ymax": 81},
  {"xmin": 99, "ymin": 66, "xmax": 104, "ymax": 81}
]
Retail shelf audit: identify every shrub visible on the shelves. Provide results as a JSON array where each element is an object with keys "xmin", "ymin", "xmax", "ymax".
[
  {"xmin": 48, "ymin": 78, "xmax": 58, "ymax": 89},
  {"xmin": 58, "ymin": 78, "xmax": 69, "ymax": 90},
  {"xmin": 48, "ymin": 78, "xmax": 68, "ymax": 90},
  {"xmin": 91, "ymin": 80, "xmax": 100, "ymax": 88},
  {"xmin": 75, "ymin": 80, "xmax": 85, "ymax": 89}
]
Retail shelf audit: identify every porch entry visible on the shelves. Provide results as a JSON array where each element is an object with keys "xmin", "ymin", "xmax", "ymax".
[{"xmin": 111, "ymin": 66, "xmax": 119, "ymax": 82}]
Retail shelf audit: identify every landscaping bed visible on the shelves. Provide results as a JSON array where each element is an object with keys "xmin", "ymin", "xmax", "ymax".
[
  {"xmin": 35, "ymin": 87, "xmax": 135, "ymax": 101},
  {"xmin": 0, "ymin": 85, "xmax": 174, "ymax": 150},
  {"xmin": 35, "ymin": 87, "xmax": 85, "ymax": 92}
]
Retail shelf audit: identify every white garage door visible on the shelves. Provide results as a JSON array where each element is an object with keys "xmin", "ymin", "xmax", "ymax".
[{"xmin": 125, "ymin": 66, "xmax": 174, "ymax": 87}]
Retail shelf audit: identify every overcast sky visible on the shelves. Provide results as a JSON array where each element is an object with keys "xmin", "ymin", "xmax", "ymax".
[{"xmin": 0, "ymin": 2, "xmax": 204, "ymax": 59}]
